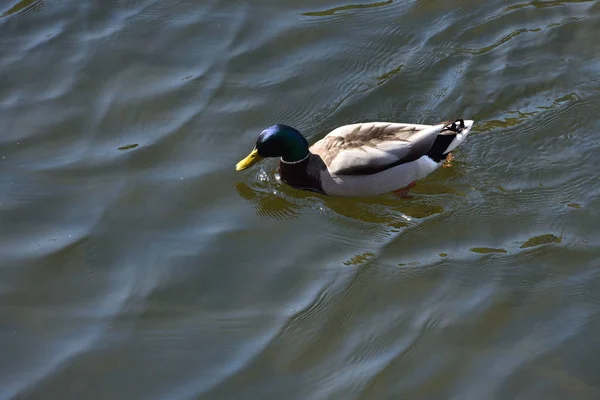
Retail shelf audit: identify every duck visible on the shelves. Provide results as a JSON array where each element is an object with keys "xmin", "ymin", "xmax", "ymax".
[{"xmin": 236, "ymin": 118, "xmax": 474, "ymax": 197}]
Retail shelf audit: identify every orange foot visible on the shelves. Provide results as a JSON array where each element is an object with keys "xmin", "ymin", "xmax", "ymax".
[
  {"xmin": 394, "ymin": 181, "xmax": 416, "ymax": 198},
  {"xmin": 443, "ymin": 152, "xmax": 454, "ymax": 168}
]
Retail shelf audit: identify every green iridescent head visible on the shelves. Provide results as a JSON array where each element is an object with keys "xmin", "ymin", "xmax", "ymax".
[{"xmin": 236, "ymin": 124, "xmax": 309, "ymax": 171}]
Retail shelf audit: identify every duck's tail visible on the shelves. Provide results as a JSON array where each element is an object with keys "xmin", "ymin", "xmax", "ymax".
[{"xmin": 426, "ymin": 119, "xmax": 474, "ymax": 162}]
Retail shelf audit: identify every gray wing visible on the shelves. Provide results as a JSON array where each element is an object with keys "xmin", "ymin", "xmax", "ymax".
[{"xmin": 310, "ymin": 122, "xmax": 444, "ymax": 175}]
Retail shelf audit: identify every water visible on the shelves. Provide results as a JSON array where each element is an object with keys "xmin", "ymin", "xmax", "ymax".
[{"xmin": 1, "ymin": 0, "xmax": 600, "ymax": 398}]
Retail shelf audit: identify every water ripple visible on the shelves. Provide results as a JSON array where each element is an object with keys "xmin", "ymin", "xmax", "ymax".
[
  {"xmin": 301, "ymin": 0, "xmax": 395, "ymax": 17},
  {"xmin": 0, "ymin": 0, "xmax": 44, "ymax": 19},
  {"xmin": 2, "ymin": 0, "xmax": 600, "ymax": 398}
]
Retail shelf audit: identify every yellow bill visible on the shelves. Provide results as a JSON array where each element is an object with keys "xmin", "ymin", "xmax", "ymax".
[{"xmin": 236, "ymin": 149, "xmax": 263, "ymax": 171}]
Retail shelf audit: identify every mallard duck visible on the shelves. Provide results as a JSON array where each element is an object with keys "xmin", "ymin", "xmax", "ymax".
[{"xmin": 236, "ymin": 118, "xmax": 474, "ymax": 197}]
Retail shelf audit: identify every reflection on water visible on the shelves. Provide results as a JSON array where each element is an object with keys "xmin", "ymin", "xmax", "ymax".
[
  {"xmin": 470, "ymin": 247, "xmax": 509, "ymax": 254},
  {"xmin": 520, "ymin": 234, "xmax": 562, "ymax": 249},
  {"xmin": 1, "ymin": 0, "xmax": 43, "ymax": 18},
  {"xmin": 301, "ymin": 0, "xmax": 395, "ymax": 17},
  {"xmin": 462, "ymin": 28, "xmax": 543, "ymax": 56},
  {"xmin": 235, "ymin": 181, "xmax": 301, "ymax": 220},
  {"xmin": 117, "ymin": 144, "xmax": 139, "ymax": 151},
  {"xmin": 2, "ymin": 0, "xmax": 600, "ymax": 398},
  {"xmin": 235, "ymin": 167, "xmax": 450, "ymax": 227},
  {"xmin": 505, "ymin": 0, "xmax": 595, "ymax": 11}
]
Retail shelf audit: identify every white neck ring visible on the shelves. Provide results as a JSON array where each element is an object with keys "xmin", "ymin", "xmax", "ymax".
[{"xmin": 280, "ymin": 154, "xmax": 310, "ymax": 164}]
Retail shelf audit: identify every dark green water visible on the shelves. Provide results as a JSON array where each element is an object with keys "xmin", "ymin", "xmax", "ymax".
[{"xmin": 2, "ymin": 0, "xmax": 600, "ymax": 398}]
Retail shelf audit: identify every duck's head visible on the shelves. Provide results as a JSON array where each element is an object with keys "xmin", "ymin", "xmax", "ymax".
[{"xmin": 236, "ymin": 124, "xmax": 310, "ymax": 171}]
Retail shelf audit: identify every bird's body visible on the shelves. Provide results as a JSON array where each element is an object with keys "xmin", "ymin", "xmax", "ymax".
[{"xmin": 236, "ymin": 119, "xmax": 474, "ymax": 197}]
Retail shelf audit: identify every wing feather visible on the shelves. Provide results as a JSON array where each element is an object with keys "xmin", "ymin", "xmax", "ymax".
[{"xmin": 310, "ymin": 122, "xmax": 444, "ymax": 175}]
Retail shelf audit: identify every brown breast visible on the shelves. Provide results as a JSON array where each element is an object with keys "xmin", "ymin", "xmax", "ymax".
[{"xmin": 278, "ymin": 154, "xmax": 326, "ymax": 195}]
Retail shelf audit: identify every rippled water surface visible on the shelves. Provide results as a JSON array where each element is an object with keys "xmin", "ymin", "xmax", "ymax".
[{"xmin": 2, "ymin": 0, "xmax": 600, "ymax": 398}]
